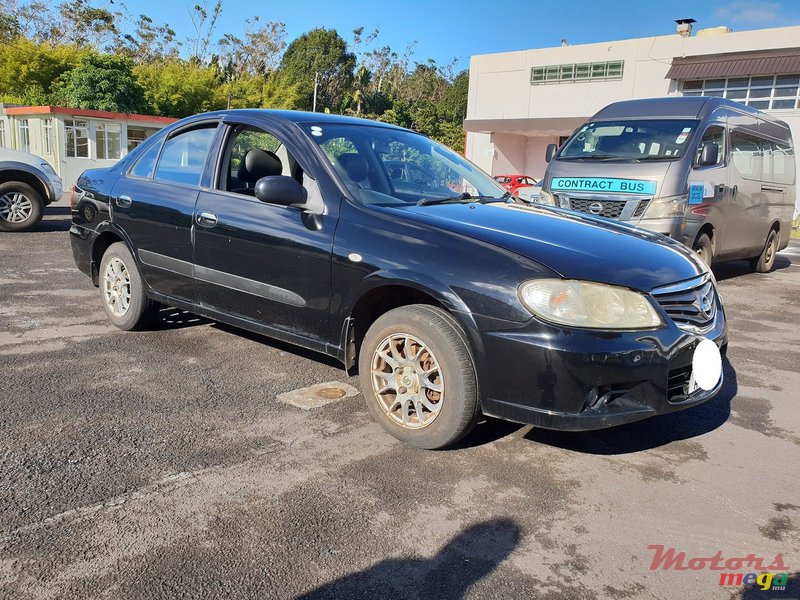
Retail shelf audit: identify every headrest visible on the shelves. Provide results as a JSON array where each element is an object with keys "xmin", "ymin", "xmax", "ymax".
[
  {"xmin": 238, "ymin": 149, "xmax": 282, "ymax": 183},
  {"xmin": 336, "ymin": 153, "xmax": 369, "ymax": 182}
]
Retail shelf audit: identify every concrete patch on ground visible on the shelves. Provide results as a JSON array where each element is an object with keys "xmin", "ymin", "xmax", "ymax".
[{"xmin": 277, "ymin": 381, "xmax": 359, "ymax": 410}]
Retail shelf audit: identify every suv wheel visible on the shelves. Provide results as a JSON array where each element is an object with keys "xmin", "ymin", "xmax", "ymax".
[
  {"xmin": 99, "ymin": 242, "xmax": 158, "ymax": 330},
  {"xmin": 358, "ymin": 304, "xmax": 480, "ymax": 449},
  {"xmin": 0, "ymin": 182, "xmax": 43, "ymax": 232},
  {"xmin": 750, "ymin": 229, "xmax": 778, "ymax": 273}
]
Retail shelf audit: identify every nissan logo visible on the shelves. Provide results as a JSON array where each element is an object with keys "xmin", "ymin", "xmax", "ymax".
[
  {"xmin": 588, "ymin": 201, "xmax": 604, "ymax": 215},
  {"xmin": 699, "ymin": 293, "xmax": 713, "ymax": 318}
]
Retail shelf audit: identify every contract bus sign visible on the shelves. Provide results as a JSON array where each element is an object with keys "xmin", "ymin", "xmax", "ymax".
[{"xmin": 647, "ymin": 545, "xmax": 791, "ymax": 592}]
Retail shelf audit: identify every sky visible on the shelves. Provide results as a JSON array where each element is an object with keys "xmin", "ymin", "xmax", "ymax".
[{"xmin": 124, "ymin": 0, "xmax": 800, "ymax": 71}]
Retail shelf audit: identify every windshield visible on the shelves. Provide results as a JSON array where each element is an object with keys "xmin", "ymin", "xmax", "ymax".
[
  {"xmin": 304, "ymin": 123, "xmax": 507, "ymax": 206},
  {"xmin": 558, "ymin": 119, "xmax": 700, "ymax": 161}
]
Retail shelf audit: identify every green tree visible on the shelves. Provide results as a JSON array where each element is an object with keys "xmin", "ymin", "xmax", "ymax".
[
  {"xmin": 12, "ymin": 0, "xmax": 120, "ymax": 49},
  {"xmin": 279, "ymin": 28, "xmax": 355, "ymax": 111},
  {"xmin": 134, "ymin": 59, "xmax": 222, "ymax": 117},
  {"xmin": 0, "ymin": 38, "xmax": 84, "ymax": 101},
  {"xmin": 51, "ymin": 54, "xmax": 147, "ymax": 113},
  {"xmin": 260, "ymin": 70, "xmax": 304, "ymax": 110}
]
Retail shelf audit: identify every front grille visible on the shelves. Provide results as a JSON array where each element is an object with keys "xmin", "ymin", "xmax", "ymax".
[
  {"xmin": 667, "ymin": 364, "xmax": 692, "ymax": 402},
  {"xmin": 568, "ymin": 198, "xmax": 627, "ymax": 218},
  {"xmin": 651, "ymin": 276, "xmax": 716, "ymax": 328},
  {"xmin": 632, "ymin": 199, "xmax": 650, "ymax": 217}
]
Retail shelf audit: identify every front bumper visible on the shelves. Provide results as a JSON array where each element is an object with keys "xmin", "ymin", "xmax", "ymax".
[
  {"xmin": 475, "ymin": 304, "xmax": 727, "ymax": 431},
  {"xmin": 629, "ymin": 216, "xmax": 684, "ymax": 240}
]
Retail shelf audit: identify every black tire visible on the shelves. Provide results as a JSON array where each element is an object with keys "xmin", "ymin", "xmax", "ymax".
[
  {"xmin": 98, "ymin": 242, "xmax": 158, "ymax": 330},
  {"xmin": 750, "ymin": 228, "xmax": 778, "ymax": 273},
  {"xmin": 0, "ymin": 181, "xmax": 44, "ymax": 232},
  {"xmin": 358, "ymin": 304, "xmax": 480, "ymax": 449},
  {"xmin": 693, "ymin": 233, "xmax": 714, "ymax": 267}
]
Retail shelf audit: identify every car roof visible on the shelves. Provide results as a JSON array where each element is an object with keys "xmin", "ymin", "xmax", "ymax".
[
  {"xmin": 186, "ymin": 108, "xmax": 409, "ymax": 131},
  {"xmin": 592, "ymin": 96, "xmax": 790, "ymax": 129}
]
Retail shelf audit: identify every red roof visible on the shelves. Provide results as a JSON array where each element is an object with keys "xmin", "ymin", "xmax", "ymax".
[{"xmin": 3, "ymin": 105, "xmax": 177, "ymax": 124}]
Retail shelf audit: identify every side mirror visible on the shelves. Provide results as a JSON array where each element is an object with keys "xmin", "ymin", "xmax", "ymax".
[
  {"xmin": 254, "ymin": 176, "xmax": 308, "ymax": 207},
  {"xmin": 697, "ymin": 142, "xmax": 719, "ymax": 166},
  {"xmin": 545, "ymin": 143, "xmax": 558, "ymax": 163}
]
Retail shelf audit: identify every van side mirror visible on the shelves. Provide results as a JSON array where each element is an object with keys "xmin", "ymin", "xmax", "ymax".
[
  {"xmin": 254, "ymin": 176, "xmax": 308, "ymax": 207},
  {"xmin": 545, "ymin": 143, "xmax": 558, "ymax": 163},
  {"xmin": 697, "ymin": 142, "xmax": 719, "ymax": 166}
]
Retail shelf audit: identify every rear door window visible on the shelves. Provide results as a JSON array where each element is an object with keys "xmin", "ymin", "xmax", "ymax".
[{"xmin": 154, "ymin": 127, "xmax": 217, "ymax": 186}]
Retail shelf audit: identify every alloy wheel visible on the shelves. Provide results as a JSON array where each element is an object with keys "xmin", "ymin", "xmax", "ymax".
[
  {"xmin": 103, "ymin": 257, "xmax": 131, "ymax": 317},
  {"xmin": 370, "ymin": 333, "xmax": 444, "ymax": 429},
  {"xmin": 0, "ymin": 192, "xmax": 33, "ymax": 223}
]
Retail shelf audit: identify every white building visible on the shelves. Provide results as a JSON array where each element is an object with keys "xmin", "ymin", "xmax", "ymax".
[
  {"xmin": 465, "ymin": 22, "xmax": 800, "ymax": 192},
  {"xmin": 0, "ymin": 105, "xmax": 176, "ymax": 190}
]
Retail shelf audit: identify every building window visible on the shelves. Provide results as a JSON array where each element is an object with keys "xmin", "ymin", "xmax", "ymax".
[
  {"xmin": 65, "ymin": 119, "xmax": 89, "ymax": 158},
  {"xmin": 42, "ymin": 118, "xmax": 54, "ymax": 155},
  {"xmin": 96, "ymin": 122, "xmax": 122, "ymax": 160},
  {"xmin": 127, "ymin": 126, "xmax": 157, "ymax": 151},
  {"xmin": 531, "ymin": 60, "xmax": 624, "ymax": 85},
  {"xmin": 18, "ymin": 119, "xmax": 30, "ymax": 152},
  {"xmin": 0, "ymin": 121, "xmax": 6, "ymax": 147},
  {"xmin": 681, "ymin": 75, "xmax": 800, "ymax": 110}
]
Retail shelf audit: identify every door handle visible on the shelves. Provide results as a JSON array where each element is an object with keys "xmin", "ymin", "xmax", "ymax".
[
  {"xmin": 196, "ymin": 211, "xmax": 218, "ymax": 227},
  {"xmin": 116, "ymin": 195, "xmax": 132, "ymax": 208}
]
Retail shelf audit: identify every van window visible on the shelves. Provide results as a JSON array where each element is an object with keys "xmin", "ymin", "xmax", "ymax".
[
  {"xmin": 695, "ymin": 125, "xmax": 725, "ymax": 166},
  {"xmin": 762, "ymin": 140, "xmax": 795, "ymax": 185},
  {"xmin": 558, "ymin": 119, "xmax": 699, "ymax": 161},
  {"xmin": 730, "ymin": 129, "xmax": 761, "ymax": 180}
]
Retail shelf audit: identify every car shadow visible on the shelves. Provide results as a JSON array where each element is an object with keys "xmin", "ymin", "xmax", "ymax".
[
  {"xmin": 520, "ymin": 358, "xmax": 736, "ymax": 455},
  {"xmin": 296, "ymin": 518, "xmax": 521, "ymax": 600},
  {"xmin": 211, "ymin": 322, "xmax": 345, "ymax": 370},
  {"xmin": 151, "ymin": 307, "xmax": 213, "ymax": 330},
  {"xmin": 712, "ymin": 255, "xmax": 792, "ymax": 281}
]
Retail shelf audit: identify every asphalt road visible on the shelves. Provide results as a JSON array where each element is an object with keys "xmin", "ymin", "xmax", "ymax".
[{"xmin": 1, "ymin": 199, "xmax": 799, "ymax": 599}]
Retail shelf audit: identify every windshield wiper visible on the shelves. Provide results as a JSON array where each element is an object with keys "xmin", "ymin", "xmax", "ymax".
[
  {"xmin": 417, "ymin": 191, "xmax": 511, "ymax": 206},
  {"xmin": 633, "ymin": 155, "xmax": 679, "ymax": 161}
]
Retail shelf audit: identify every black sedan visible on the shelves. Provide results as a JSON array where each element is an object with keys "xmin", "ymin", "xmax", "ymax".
[{"xmin": 69, "ymin": 109, "xmax": 727, "ymax": 449}]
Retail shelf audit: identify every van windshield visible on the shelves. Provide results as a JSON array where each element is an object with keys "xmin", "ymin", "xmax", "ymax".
[{"xmin": 558, "ymin": 119, "xmax": 700, "ymax": 161}]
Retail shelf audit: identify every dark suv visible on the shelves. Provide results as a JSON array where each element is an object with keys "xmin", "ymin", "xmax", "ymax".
[{"xmin": 70, "ymin": 110, "xmax": 727, "ymax": 449}]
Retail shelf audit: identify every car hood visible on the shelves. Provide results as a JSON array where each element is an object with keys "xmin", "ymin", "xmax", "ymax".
[{"xmin": 391, "ymin": 202, "xmax": 705, "ymax": 291}]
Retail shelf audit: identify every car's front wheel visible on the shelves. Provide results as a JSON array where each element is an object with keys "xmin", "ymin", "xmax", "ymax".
[
  {"xmin": 99, "ymin": 242, "xmax": 158, "ymax": 330},
  {"xmin": 0, "ymin": 182, "xmax": 43, "ymax": 232},
  {"xmin": 358, "ymin": 304, "xmax": 480, "ymax": 449}
]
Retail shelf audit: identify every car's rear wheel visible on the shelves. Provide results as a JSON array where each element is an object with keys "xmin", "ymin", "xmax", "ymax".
[
  {"xmin": 750, "ymin": 228, "xmax": 778, "ymax": 273},
  {"xmin": 693, "ymin": 233, "xmax": 714, "ymax": 267},
  {"xmin": 0, "ymin": 182, "xmax": 43, "ymax": 232},
  {"xmin": 99, "ymin": 242, "xmax": 158, "ymax": 330},
  {"xmin": 358, "ymin": 304, "xmax": 480, "ymax": 449}
]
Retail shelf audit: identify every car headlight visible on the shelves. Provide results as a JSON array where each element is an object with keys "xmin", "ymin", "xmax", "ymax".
[
  {"xmin": 538, "ymin": 190, "xmax": 556, "ymax": 206},
  {"xmin": 643, "ymin": 194, "xmax": 687, "ymax": 219},
  {"xmin": 518, "ymin": 279, "xmax": 662, "ymax": 329}
]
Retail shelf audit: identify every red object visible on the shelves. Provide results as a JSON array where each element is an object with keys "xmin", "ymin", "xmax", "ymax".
[{"xmin": 494, "ymin": 174, "xmax": 538, "ymax": 194}]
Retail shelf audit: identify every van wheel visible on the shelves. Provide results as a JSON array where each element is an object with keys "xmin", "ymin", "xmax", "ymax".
[
  {"xmin": 358, "ymin": 304, "xmax": 480, "ymax": 449},
  {"xmin": 99, "ymin": 242, "xmax": 158, "ymax": 330},
  {"xmin": 693, "ymin": 233, "xmax": 713, "ymax": 267},
  {"xmin": 750, "ymin": 229, "xmax": 778, "ymax": 273},
  {"xmin": 0, "ymin": 182, "xmax": 44, "ymax": 232}
]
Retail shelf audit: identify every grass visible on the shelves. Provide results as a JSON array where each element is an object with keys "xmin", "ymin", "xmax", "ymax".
[{"xmin": 792, "ymin": 219, "xmax": 800, "ymax": 240}]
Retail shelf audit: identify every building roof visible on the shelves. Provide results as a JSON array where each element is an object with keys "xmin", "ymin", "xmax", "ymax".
[
  {"xmin": 665, "ymin": 47, "xmax": 800, "ymax": 80},
  {"xmin": 2, "ymin": 105, "xmax": 177, "ymax": 124}
]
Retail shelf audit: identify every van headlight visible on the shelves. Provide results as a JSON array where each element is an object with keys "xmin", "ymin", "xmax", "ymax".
[
  {"xmin": 538, "ymin": 190, "xmax": 556, "ymax": 206},
  {"xmin": 643, "ymin": 194, "xmax": 687, "ymax": 219},
  {"xmin": 518, "ymin": 279, "xmax": 662, "ymax": 329}
]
